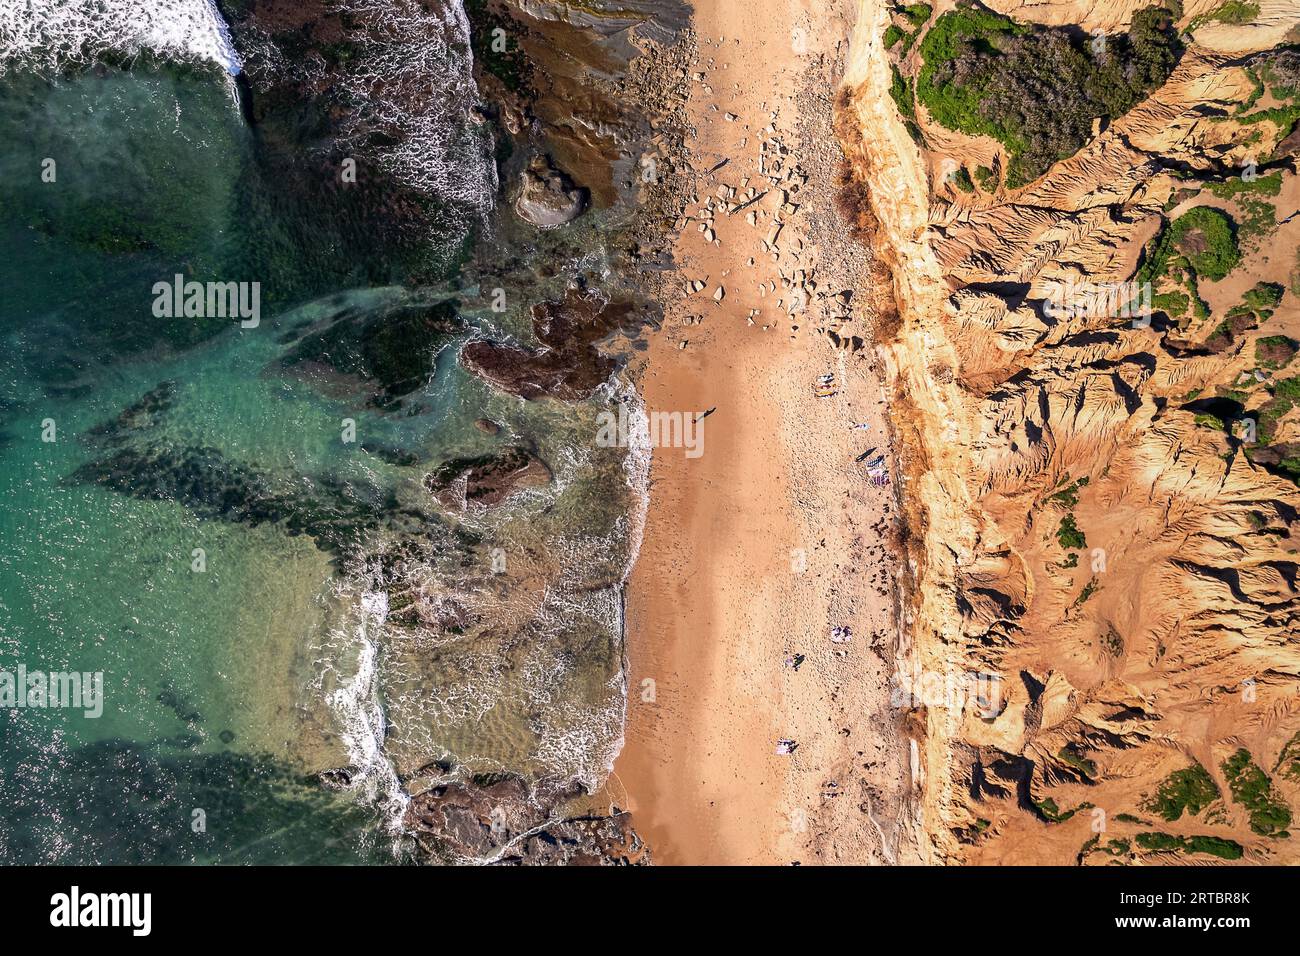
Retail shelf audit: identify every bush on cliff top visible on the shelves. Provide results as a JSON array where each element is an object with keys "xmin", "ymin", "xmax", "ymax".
[{"xmin": 915, "ymin": 3, "xmax": 1181, "ymax": 187}]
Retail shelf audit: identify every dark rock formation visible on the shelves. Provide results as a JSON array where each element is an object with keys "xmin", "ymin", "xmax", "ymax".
[
  {"xmin": 218, "ymin": 0, "xmax": 490, "ymax": 290},
  {"xmin": 84, "ymin": 380, "xmax": 178, "ymax": 446},
  {"xmin": 424, "ymin": 446, "xmax": 552, "ymax": 508},
  {"xmin": 69, "ymin": 443, "xmax": 424, "ymax": 557},
  {"xmin": 460, "ymin": 283, "xmax": 635, "ymax": 400},
  {"xmin": 403, "ymin": 776, "xmax": 648, "ymax": 865}
]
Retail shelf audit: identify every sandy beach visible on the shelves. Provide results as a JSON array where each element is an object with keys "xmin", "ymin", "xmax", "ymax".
[{"xmin": 610, "ymin": 0, "xmax": 919, "ymax": 865}]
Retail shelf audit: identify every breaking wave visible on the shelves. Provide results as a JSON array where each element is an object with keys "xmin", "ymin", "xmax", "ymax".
[{"xmin": 0, "ymin": 0, "xmax": 241, "ymax": 75}]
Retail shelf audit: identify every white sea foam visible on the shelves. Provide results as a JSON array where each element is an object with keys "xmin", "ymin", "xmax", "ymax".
[
  {"xmin": 1, "ymin": 0, "xmax": 495, "ymax": 234},
  {"xmin": 0, "ymin": 0, "xmax": 241, "ymax": 75},
  {"xmin": 318, "ymin": 587, "xmax": 410, "ymax": 845},
  {"xmin": 273, "ymin": 0, "xmax": 497, "ymax": 226}
]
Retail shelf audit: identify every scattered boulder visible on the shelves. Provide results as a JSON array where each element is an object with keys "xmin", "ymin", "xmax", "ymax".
[{"xmin": 514, "ymin": 155, "xmax": 588, "ymax": 228}]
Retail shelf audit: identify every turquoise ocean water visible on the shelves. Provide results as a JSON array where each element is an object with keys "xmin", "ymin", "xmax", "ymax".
[{"xmin": 0, "ymin": 3, "xmax": 642, "ymax": 863}]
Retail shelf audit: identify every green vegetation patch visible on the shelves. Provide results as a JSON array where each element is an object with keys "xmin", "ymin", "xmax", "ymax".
[
  {"xmin": 890, "ymin": 64, "xmax": 917, "ymax": 121},
  {"xmin": 1222, "ymin": 748, "xmax": 1292, "ymax": 836},
  {"xmin": 886, "ymin": 4, "xmax": 933, "ymax": 56},
  {"xmin": 1244, "ymin": 282, "xmax": 1284, "ymax": 311},
  {"xmin": 1138, "ymin": 220, "xmax": 1219, "ymax": 327},
  {"xmin": 1048, "ymin": 476, "xmax": 1089, "ymax": 508},
  {"xmin": 1256, "ymin": 375, "xmax": 1300, "ymax": 443},
  {"xmin": 914, "ymin": 4, "xmax": 1181, "ymax": 187},
  {"xmin": 1103, "ymin": 838, "xmax": 1131, "ymax": 855},
  {"xmin": 1059, "ymin": 745, "xmax": 1098, "ymax": 779},
  {"xmin": 1136, "ymin": 831, "xmax": 1244, "ymax": 859},
  {"xmin": 1056, "ymin": 512, "xmax": 1086, "ymax": 549},
  {"xmin": 1191, "ymin": 0, "xmax": 1260, "ymax": 28},
  {"xmin": 1145, "ymin": 762, "xmax": 1220, "ymax": 821},
  {"xmin": 1034, "ymin": 796, "xmax": 1077, "ymax": 823},
  {"xmin": 1209, "ymin": 170, "xmax": 1282, "ymax": 200},
  {"xmin": 1074, "ymin": 578, "xmax": 1100, "ymax": 606},
  {"xmin": 1275, "ymin": 732, "xmax": 1300, "ymax": 783},
  {"xmin": 902, "ymin": 2, "xmax": 934, "ymax": 27},
  {"xmin": 1168, "ymin": 206, "xmax": 1240, "ymax": 281},
  {"xmin": 1153, "ymin": 290, "xmax": 1189, "ymax": 318}
]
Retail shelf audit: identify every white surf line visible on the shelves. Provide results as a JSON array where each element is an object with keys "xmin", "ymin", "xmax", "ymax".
[{"xmin": 0, "ymin": 0, "xmax": 242, "ymax": 75}]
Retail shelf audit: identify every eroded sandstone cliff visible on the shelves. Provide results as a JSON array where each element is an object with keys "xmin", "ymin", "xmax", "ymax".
[{"xmin": 842, "ymin": 0, "xmax": 1300, "ymax": 863}]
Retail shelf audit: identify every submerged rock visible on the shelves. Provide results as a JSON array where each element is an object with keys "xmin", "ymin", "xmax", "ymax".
[
  {"xmin": 277, "ymin": 299, "xmax": 463, "ymax": 408},
  {"xmin": 220, "ymin": 0, "xmax": 493, "ymax": 289},
  {"xmin": 83, "ymin": 380, "xmax": 178, "ymax": 446},
  {"xmin": 69, "ymin": 442, "xmax": 419, "ymax": 557}
]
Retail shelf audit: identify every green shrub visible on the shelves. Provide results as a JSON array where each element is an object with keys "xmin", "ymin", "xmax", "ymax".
[
  {"xmin": 1222, "ymin": 748, "xmax": 1292, "ymax": 836},
  {"xmin": 1255, "ymin": 335, "xmax": 1297, "ymax": 370},
  {"xmin": 885, "ymin": 23, "xmax": 906, "ymax": 49},
  {"xmin": 1153, "ymin": 290, "xmax": 1189, "ymax": 317},
  {"xmin": 1277, "ymin": 732, "xmax": 1300, "ymax": 783},
  {"xmin": 1057, "ymin": 512, "xmax": 1086, "ymax": 548},
  {"xmin": 1034, "ymin": 797, "xmax": 1076, "ymax": 822},
  {"xmin": 1146, "ymin": 763, "xmax": 1219, "ymax": 821},
  {"xmin": 1059, "ymin": 746, "xmax": 1098, "ymax": 778},
  {"xmin": 901, "ymin": 2, "xmax": 934, "ymax": 27},
  {"xmin": 1244, "ymin": 282, "xmax": 1284, "ymax": 310},
  {"xmin": 915, "ymin": 4, "xmax": 1180, "ymax": 186},
  {"xmin": 1048, "ymin": 476, "xmax": 1089, "ymax": 508},
  {"xmin": 1209, "ymin": 170, "xmax": 1282, "ymax": 199},
  {"xmin": 890, "ymin": 64, "xmax": 917, "ymax": 122},
  {"xmin": 1169, "ymin": 206, "xmax": 1240, "ymax": 281},
  {"xmin": 1074, "ymin": 578, "xmax": 1099, "ymax": 606},
  {"xmin": 1192, "ymin": 0, "xmax": 1260, "ymax": 27},
  {"xmin": 1184, "ymin": 835, "xmax": 1246, "ymax": 859},
  {"xmin": 1136, "ymin": 831, "xmax": 1244, "ymax": 859}
]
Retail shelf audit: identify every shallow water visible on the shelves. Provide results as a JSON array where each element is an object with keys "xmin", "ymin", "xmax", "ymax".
[{"xmin": 0, "ymin": 1, "xmax": 644, "ymax": 863}]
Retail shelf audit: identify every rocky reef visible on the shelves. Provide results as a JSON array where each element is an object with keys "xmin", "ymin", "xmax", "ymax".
[
  {"xmin": 461, "ymin": 283, "xmax": 637, "ymax": 400},
  {"xmin": 425, "ymin": 446, "xmax": 552, "ymax": 509},
  {"xmin": 403, "ymin": 776, "xmax": 648, "ymax": 864},
  {"xmin": 276, "ymin": 297, "xmax": 464, "ymax": 409},
  {"xmin": 217, "ymin": 0, "xmax": 495, "ymax": 289}
]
